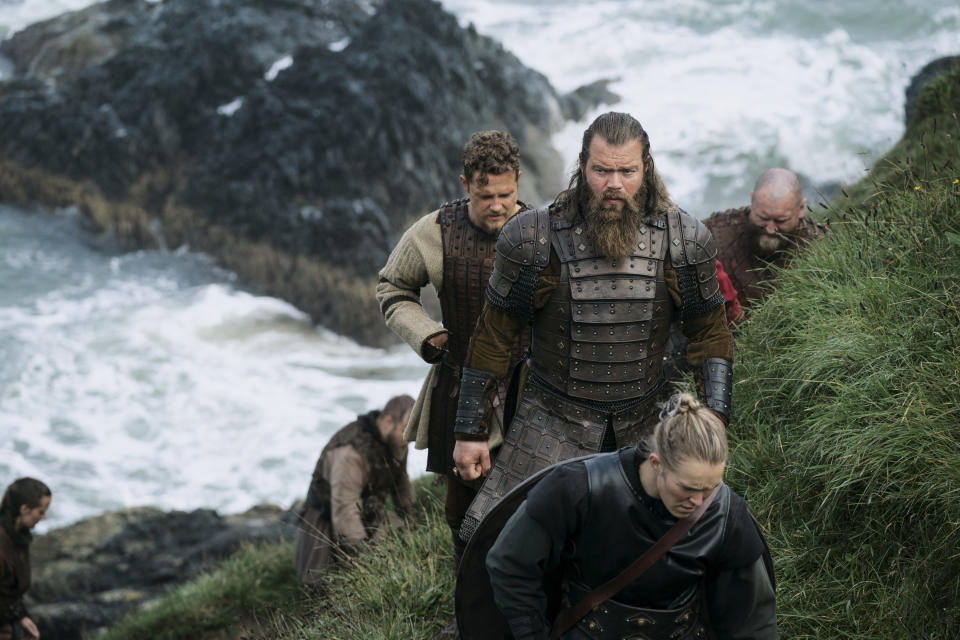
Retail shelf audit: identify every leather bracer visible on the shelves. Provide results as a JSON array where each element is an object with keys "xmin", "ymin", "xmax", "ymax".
[
  {"xmin": 454, "ymin": 367, "xmax": 497, "ymax": 439},
  {"xmin": 700, "ymin": 357, "xmax": 733, "ymax": 422}
]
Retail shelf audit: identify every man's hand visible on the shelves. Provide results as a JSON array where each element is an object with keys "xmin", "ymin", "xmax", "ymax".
[
  {"xmin": 453, "ymin": 440, "xmax": 491, "ymax": 481},
  {"xmin": 20, "ymin": 617, "xmax": 40, "ymax": 640},
  {"xmin": 427, "ymin": 333, "xmax": 449, "ymax": 350}
]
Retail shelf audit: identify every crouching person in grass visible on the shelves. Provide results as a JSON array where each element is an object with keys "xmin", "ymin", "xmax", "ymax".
[
  {"xmin": 294, "ymin": 395, "xmax": 416, "ymax": 587},
  {"xmin": 476, "ymin": 393, "xmax": 776, "ymax": 640}
]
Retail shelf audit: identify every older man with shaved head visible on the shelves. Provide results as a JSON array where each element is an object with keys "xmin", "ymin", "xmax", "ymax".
[{"xmin": 705, "ymin": 168, "xmax": 826, "ymax": 310}]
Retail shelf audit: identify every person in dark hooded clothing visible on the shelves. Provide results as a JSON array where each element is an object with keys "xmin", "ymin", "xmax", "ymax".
[{"xmin": 0, "ymin": 477, "xmax": 51, "ymax": 640}]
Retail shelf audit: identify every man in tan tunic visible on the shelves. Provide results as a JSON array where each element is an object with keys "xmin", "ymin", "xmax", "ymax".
[
  {"xmin": 376, "ymin": 131, "xmax": 529, "ymax": 569},
  {"xmin": 293, "ymin": 395, "xmax": 415, "ymax": 586},
  {"xmin": 705, "ymin": 168, "xmax": 826, "ymax": 310}
]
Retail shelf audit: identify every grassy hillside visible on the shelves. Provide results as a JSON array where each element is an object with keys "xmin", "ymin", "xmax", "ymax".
[
  {"xmin": 726, "ymin": 62, "xmax": 960, "ymax": 638},
  {"xmin": 93, "ymin": 65, "xmax": 960, "ymax": 640},
  {"xmin": 95, "ymin": 477, "xmax": 456, "ymax": 640}
]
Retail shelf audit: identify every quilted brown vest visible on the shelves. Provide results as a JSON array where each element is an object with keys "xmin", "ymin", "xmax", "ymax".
[
  {"xmin": 529, "ymin": 213, "xmax": 673, "ymax": 403},
  {"xmin": 313, "ymin": 412, "xmax": 407, "ymax": 509},
  {"xmin": 438, "ymin": 198, "xmax": 528, "ymax": 365}
]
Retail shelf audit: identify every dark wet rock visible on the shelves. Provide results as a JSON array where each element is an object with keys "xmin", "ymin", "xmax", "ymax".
[
  {"xmin": 558, "ymin": 78, "xmax": 621, "ymax": 122},
  {"xmin": 0, "ymin": 0, "xmax": 615, "ymax": 345},
  {"xmin": 26, "ymin": 504, "xmax": 298, "ymax": 640},
  {"xmin": 904, "ymin": 55, "xmax": 960, "ymax": 125}
]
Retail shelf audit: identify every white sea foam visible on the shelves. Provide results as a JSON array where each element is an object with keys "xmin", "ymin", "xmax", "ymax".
[
  {"xmin": 440, "ymin": 0, "xmax": 958, "ymax": 213},
  {"xmin": 216, "ymin": 97, "xmax": 244, "ymax": 117},
  {"xmin": 0, "ymin": 0, "xmax": 104, "ymax": 38},
  {"xmin": 0, "ymin": 207, "xmax": 428, "ymax": 531},
  {"xmin": 265, "ymin": 55, "xmax": 293, "ymax": 81}
]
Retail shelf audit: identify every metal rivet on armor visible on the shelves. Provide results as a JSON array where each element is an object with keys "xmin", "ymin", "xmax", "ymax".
[
  {"xmin": 557, "ymin": 360, "xmax": 564, "ymax": 368},
  {"xmin": 639, "ymin": 242, "xmax": 646, "ymax": 251},
  {"xmin": 575, "ymin": 227, "xmax": 583, "ymax": 235},
  {"xmin": 639, "ymin": 228, "xmax": 646, "ymax": 235},
  {"xmin": 539, "ymin": 237, "xmax": 547, "ymax": 245},
  {"xmin": 575, "ymin": 267, "xmax": 580, "ymax": 273},
  {"xmin": 588, "ymin": 622, "xmax": 597, "ymax": 630},
  {"xmin": 578, "ymin": 243, "xmax": 586, "ymax": 251},
  {"xmin": 636, "ymin": 619, "xmax": 647, "ymax": 627}
]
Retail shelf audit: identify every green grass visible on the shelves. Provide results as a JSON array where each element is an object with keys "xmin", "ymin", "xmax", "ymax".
[
  {"xmin": 724, "ymin": 64, "xmax": 960, "ymax": 636},
  {"xmin": 275, "ymin": 486, "xmax": 455, "ymax": 640},
  {"xmin": 94, "ymin": 476, "xmax": 454, "ymax": 640},
  {"xmin": 728, "ymin": 176, "xmax": 960, "ymax": 638},
  {"xmin": 96, "ymin": 541, "xmax": 308, "ymax": 640}
]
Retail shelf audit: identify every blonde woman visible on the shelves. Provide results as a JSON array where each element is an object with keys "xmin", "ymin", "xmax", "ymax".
[{"xmin": 484, "ymin": 394, "xmax": 777, "ymax": 640}]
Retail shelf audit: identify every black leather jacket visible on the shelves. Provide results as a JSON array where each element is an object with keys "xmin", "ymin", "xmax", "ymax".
[{"xmin": 485, "ymin": 446, "xmax": 778, "ymax": 640}]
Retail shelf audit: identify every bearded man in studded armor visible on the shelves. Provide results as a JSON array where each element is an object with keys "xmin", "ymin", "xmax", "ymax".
[
  {"xmin": 376, "ymin": 131, "xmax": 530, "ymax": 568},
  {"xmin": 705, "ymin": 167, "xmax": 826, "ymax": 311},
  {"xmin": 452, "ymin": 112, "xmax": 735, "ymax": 542}
]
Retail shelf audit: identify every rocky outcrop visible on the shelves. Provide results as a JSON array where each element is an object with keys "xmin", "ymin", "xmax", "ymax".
[
  {"xmin": 904, "ymin": 55, "xmax": 960, "ymax": 125},
  {"xmin": 26, "ymin": 504, "xmax": 298, "ymax": 640},
  {"xmin": 0, "ymin": 0, "xmax": 617, "ymax": 346}
]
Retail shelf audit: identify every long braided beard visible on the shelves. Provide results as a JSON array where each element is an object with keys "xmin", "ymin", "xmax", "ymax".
[{"xmin": 584, "ymin": 186, "xmax": 648, "ymax": 258}]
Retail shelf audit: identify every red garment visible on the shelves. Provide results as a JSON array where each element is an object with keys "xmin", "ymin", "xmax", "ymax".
[{"xmin": 715, "ymin": 260, "xmax": 743, "ymax": 325}]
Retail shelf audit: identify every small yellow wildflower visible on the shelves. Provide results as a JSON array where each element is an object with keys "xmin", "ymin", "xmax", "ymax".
[
  {"xmin": 913, "ymin": 186, "xmax": 921, "ymax": 191},
  {"xmin": 954, "ymin": 179, "xmax": 959, "ymax": 184}
]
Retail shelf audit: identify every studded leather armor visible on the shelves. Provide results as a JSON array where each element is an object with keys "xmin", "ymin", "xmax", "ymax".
[
  {"xmin": 528, "ymin": 214, "xmax": 673, "ymax": 403},
  {"xmin": 430, "ymin": 198, "xmax": 529, "ymax": 470},
  {"xmin": 458, "ymin": 206, "xmax": 729, "ymax": 542},
  {"xmin": 563, "ymin": 582, "xmax": 710, "ymax": 640},
  {"xmin": 439, "ymin": 198, "xmax": 527, "ymax": 364}
]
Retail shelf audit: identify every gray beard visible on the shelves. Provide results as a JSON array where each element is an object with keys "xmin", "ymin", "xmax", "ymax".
[{"xmin": 753, "ymin": 232, "xmax": 786, "ymax": 257}]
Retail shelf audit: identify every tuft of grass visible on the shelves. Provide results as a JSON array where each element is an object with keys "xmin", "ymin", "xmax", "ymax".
[
  {"xmin": 94, "ymin": 476, "xmax": 454, "ymax": 640},
  {"xmin": 97, "ymin": 541, "xmax": 308, "ymax": 640},
  {"xmin": 274, "ymin": 476, "xmax": 455, "ymax": 640}
]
